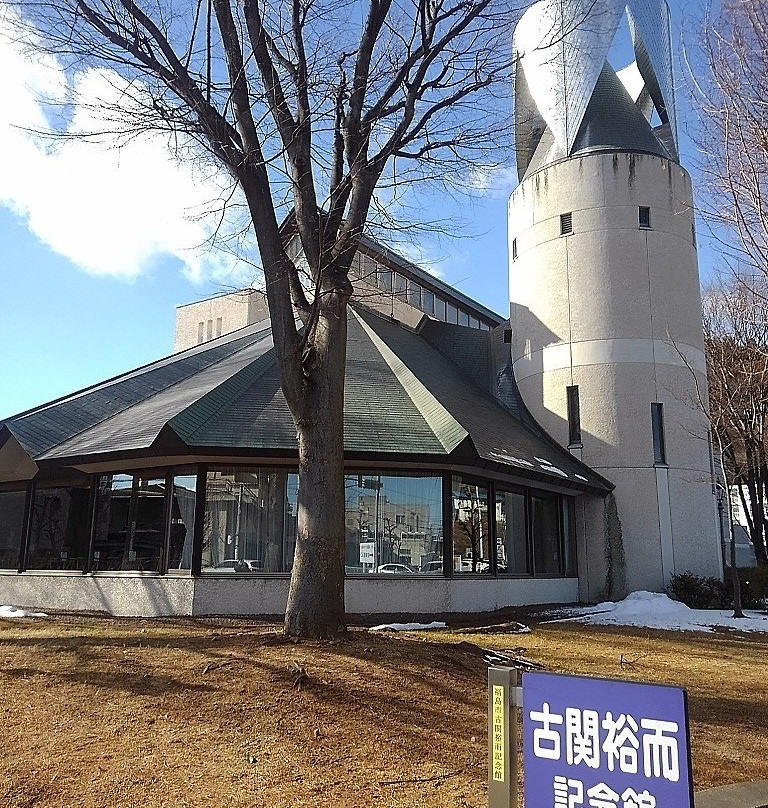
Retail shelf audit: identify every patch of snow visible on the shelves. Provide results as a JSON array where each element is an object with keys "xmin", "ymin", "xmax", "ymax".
[
  {"xmin": 551, "ymin": 591, "xmax": 768, "ymax": 634},
  {"xmin": 490, "ymin": 450, "xmax": 535, "ymax": 468},
  {"xmin": 539, "ymin": 464, "xmax": 569, "ymax": 478},
  {"xmin": 0, "ymin": 605, "xmax": 48, "ymax": 619},
  {"xmin": 369, "ymin": 621, "xmax": 447, "ymax": 632},
  {"xmin": 574, "ymin": 474, "xmax": 589, "ymax": 482}
]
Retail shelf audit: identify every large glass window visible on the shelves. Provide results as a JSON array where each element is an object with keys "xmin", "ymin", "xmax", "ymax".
[
  {"xmin": 27, "ymin": 481, "xmax": 91, "ymax": 570},
  {"xmin": 532, "ymin": 493, "xmax": 562, "ymax": 575},
  {"xmin": 202, "ymin": 468, "xmax": 297, "ymax": 573},
  {"xmin": 394, "ymin": 273, "xmax": 408, "ymax": 302},
  {"xmin": 452, "ymin": 477, "xmax": 491, "ymax": 573},
  {"xmin": 377, "ymin": 268, "xmax": 393, "ymax": 293},
  {"xmin": 91, "ymin": 473, "xmax": 166, "ymax": 571},
  {"xmin": 422, "ymin": 290, "xmax": 435, "ymax": 316},
  {"xmin": 495, "ymin": 489, "xmax": 529, "ymax": 575},
  {"xmin": 0, "ymin": 490, "xmax": 26, "ymax": 570},
  {"xmin": 446, "ymin": 303, "xmax": 459, "ymax": 324},
  {"xmin": 434, "ymin": 297, "xmax": 447, "ymax": 321},
  {"xmin": 344, "ymin": 474, "xmax": 443, "ymax": 574},
  {"xmin": 168, "ymin": 474, "xmax": 197, "ymax": 570},
  {"xmin": 408, "ymin": 282, "xmax": 422, "ymax": 308}
]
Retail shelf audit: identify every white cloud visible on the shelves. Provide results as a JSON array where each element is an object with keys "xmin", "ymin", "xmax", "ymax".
[
  {"xmin": 466, "ymin": 165, "xmax": 520, "ymax": 197},
  {"xmin": 0, "ymin": 6, "xmax": 254, "ymax": 284}
]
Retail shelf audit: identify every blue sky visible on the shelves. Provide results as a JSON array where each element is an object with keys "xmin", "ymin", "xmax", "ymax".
[{"xmin": 0, "ymin": 0, "xmax": 711, "ymax": 420}]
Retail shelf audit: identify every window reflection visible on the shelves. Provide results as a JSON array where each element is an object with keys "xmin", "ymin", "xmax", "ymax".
[
  {"xmin": 28, "ymin": 482, "xmax": 91, "ymax": 570},
  {"xmin": 452, "ymin": 477, "xmax": 491, "ymax": 573},
  {"xmin": 169, "ymin": 474, "xmax": 196, "ymax": 570},
  {"xmin": 0, "ymin": 490, "xmax": 26, "ymax": 570},
  {"xmin": 495, "ymin": 489, "xmax": 529, "ymax": 575},
  {"xmin": 91, "ymin": 473, "xmax": 166, "ymax": 571},
  {"xmin": 344, "ymin": 474, "xmax": 443, "ymax": 574},
  {"xmin": 202, "ymin": 468, "xmax": 297, "ymax": 574},
  {"xmin": 532, "ymin": 493, "xmax": 562, "ymax": 575}
]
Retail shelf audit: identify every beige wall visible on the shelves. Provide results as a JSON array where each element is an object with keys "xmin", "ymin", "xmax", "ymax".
[
  {"xmin": 173, "ymin": 256, "xmax": 429, "ymax": 354},
  {"xmin": 509, "ymin": 152, "xmax": 722, "ymax": 593},
  {"xmin": 174, "ymin": 290, "xmax": 269, "ymax": 352}
]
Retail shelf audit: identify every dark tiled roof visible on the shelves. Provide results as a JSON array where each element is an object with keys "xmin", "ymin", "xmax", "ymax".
[
  {"xmin": 1, "ymin": 308, "xmax": 609, "ymax": 493},
  {"xmin": 356, "ymin": 310, "xmax": 608, "ymax": 491},
  {"xmin": 6, "ymin": 326, "xmax": 271, "ymax": 458}
]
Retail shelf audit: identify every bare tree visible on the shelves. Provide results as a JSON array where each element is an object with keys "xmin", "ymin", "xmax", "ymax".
[
  {"xmin": 690, "ymin": 0, "xmax": 768, "ymax": 289},
  {"xmin": 703, "ymin": 281, "xmax": 768, "ymax": 569},
  {"xmin": 6, "ymin": 0, "xmax": 528, "ymax": 636}
]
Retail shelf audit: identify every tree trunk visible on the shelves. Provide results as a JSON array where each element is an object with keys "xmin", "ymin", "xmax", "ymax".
[{"xmin": 283, "ymin": 306, "xmax": 348, "ymax": 638}]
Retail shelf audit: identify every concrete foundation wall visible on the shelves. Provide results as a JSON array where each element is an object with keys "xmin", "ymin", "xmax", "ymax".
[
  {"xmin": 0, "ymin": 572, "xmax": 196, "ymax": 616},
  {"xmin": 0, "ymin": 573, "xmax": 578, "ymax": 617}
]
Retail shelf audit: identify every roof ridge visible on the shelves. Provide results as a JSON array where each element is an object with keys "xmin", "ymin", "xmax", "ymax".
[
  {"xmin": 352, "ymin": 309, "xmax": 470, "ymax": 453},
  {"xmin": 5, "ymin": 321, "xmax": 272, "ymax": 425},
  {"xmin": 168, "ymin": 338, "xmax": 279, "ymax": 445},
  {"xmin": 12, "ymin": 334, "xmax": 269, "ymax": 460}
]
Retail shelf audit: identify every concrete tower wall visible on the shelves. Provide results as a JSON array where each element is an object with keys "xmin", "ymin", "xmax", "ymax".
[{"xmin": 509, "ymin": 151, "xmax": 722, "ymax": 595}]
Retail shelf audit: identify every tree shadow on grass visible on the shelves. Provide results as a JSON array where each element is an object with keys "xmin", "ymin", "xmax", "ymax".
[{"xmin": 1, "ymin": 665, "xmax": 216, "ymax": 696}]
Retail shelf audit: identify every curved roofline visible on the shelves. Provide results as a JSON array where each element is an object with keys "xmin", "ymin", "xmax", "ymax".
[{"xmin": 518, "ymin": 145, "xmax": 681, "ymax": 184}]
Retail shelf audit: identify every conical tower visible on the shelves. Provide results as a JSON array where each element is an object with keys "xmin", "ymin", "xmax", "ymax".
[{"xmin": 508, "ymin": 0, "xmax": 722, "ymax": 594}]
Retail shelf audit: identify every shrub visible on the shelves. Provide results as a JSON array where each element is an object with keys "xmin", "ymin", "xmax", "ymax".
[
  {"xmin": 738, "ymin": 565, "xmax": 768, "ymax": 610},
  {"xmin": 668, "ymin": 572, "xmax": 731, "ymax": 609}
]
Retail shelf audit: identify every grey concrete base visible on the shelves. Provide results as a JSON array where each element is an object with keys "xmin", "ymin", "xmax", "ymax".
[
  {"xmin": 0, "ymin": 572, "xmax": 578, "ymax": 617},
  {"xmin": 695, "ymin": 781, "xmax": 768, "ymax": 808}
]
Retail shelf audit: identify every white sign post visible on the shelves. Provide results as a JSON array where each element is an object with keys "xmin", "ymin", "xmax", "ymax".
[{"xmin": 359, "ymin": 541, "xmax": 375, "ymax": 567}]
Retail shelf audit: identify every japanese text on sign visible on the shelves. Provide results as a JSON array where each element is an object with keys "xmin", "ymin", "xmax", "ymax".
[
  {"xmin": 522, "ymin": 672, "xmax": 693, "ymax": 808},
  {"xmin": 492, "ymin": 685, "xmax": 505, "ymax": 782}
]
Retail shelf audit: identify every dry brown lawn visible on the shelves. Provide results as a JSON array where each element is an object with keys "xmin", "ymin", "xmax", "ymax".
[{"xmin": 0, "ymin": 614, "xmax": 766, "ymax": 808}]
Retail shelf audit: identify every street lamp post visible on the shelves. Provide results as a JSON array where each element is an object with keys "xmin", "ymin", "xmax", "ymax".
[{"xmin": 718, "ymin": 486, "xmax": 744, "ymax": 618}]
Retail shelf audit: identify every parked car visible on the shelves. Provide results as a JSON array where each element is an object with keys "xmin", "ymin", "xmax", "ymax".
[
  {"xmin": 376, "ymin": 563, "xmax": 415, "ymax": 574},
  {"xmin": 420, "ymin": 561, "xmax": 443, "ymax": 574},
  {"xmin": 207, "ymin": 559, "xmax": 262, "ymax": 573}
]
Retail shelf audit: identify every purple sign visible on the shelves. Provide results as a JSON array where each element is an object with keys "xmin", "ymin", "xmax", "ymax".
[{"xmin": 522, "ymin": 672, "xmax": 694, "ymax": 808}]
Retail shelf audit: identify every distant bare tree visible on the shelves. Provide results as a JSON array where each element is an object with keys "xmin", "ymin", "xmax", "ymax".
[
  {"xmin": 691, "ymin": 0, "xmax": 768, "ymax": 289},
  {"xmin": 6, "ymin": 0, "xmax": 530, "ymax": 637},
  {"xmin": 703, "ymin": 281, "xmax": 768, "ymax": 568}
]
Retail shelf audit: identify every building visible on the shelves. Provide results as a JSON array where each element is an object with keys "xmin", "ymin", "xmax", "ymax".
[
  {"xmin": 175, "ymin": 232, "xmax": 500, "ymax": 353},
  {"xmin": 0, "ymin": 0, "xmax": 723, "ymax": 617},
  {"xmin": 507, "ymin": 0, "xmax": 722, "ymax": 592}
]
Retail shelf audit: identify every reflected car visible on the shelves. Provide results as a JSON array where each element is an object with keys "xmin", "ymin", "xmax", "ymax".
[
  {"xmin": 208, "ymin": 559, "xmax": 262, "ymax": 573},
  {"xmin": 457, "ymin": 559, "xmax": 491, "ymax": 573},
  {"xmin": 419, "ymin": 561, "xmax": 444, "ymax": 574},
  {"xmin": 376, "ymin": 563, "xmax": 415, "ymax": 574}
]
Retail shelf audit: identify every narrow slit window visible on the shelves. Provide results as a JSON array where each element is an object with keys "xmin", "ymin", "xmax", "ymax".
[
  {"xmin": 567, "ymin": 385, "xmax": 582, "ymax": 446},
  {"xmin": 197, "ymin": 322, "xmax": 204, "ymax": 344},
  {"xmin": 215, "ymin": 317, "xmax": 223, "ymax": 338},
  {"xmin": 512, "ymin": 238, "xmax": 518, "ymax": 260},
  {"xmin": 560, "ymin": 212, "xmax": 573, "ymax": 235},
  {"xmin": 651, "ymin": 403, "xmax": 667, "ymax": 465},
  {"xmin": 692, "ymin": 221, "xmax": 697, "ymax": 247},
  {"xmin": 639, "ymin": 206, "xmax": 651, "ymax": 229}
]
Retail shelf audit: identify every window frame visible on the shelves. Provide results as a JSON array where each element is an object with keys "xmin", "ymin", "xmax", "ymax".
[
  {"xmin": 567, "ymin": 385, "xmax": 582, "ymax": 447},
  {"xmin": 651, "ymin": 402, "xmax": 667, "ymax": 465}
]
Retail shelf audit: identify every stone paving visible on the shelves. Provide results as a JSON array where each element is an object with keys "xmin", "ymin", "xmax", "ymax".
[{"xmin": 696, "ymin": 780, "xmax": 768, "ymax": 808}]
